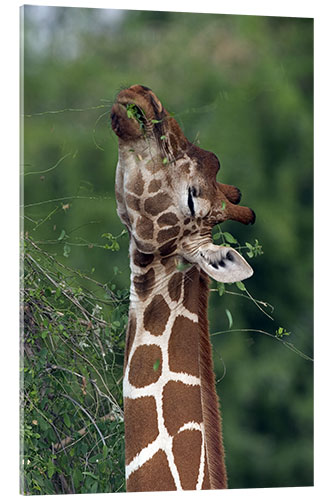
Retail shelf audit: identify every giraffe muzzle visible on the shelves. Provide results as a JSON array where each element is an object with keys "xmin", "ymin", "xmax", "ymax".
[
  {"xmin": 197, "ymin": 244, "xmax": 254, "ymax": 283},
  {"xmin": 111, "ymin": 102, "xmax": 144, "ymax": 140}
]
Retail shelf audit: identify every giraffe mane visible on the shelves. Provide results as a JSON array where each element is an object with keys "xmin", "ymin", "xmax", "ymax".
[{"xmin": 198, "ymin": 270, "xmax": 228, "ymax": 488}]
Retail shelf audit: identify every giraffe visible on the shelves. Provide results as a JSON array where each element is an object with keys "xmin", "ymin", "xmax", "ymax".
[{"xmin": 111, "ymin": 85, "xmax": 255, "ymax": 492}]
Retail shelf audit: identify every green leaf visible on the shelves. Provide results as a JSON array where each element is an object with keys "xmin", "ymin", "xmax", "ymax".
[
  {"xmin": 82, "ymin": 471, "xmax": 98, "ymax": 480},
  {"xmin": 236, "ymin": 281, "xmax": 246, "ymax": 291},
  {"xmin": 217, "ymin": 282, "xmax": 225, "ymax": 296},
  {"xmin": 39, "ymin": 418, "xmax": 49, "ymax": 431},
  {"xmin": 90, "ymin": 482, "xmax": 98, "ymax": 493},
  {"xmin": 63, "ymin": 413, "xmax": 71, "ymax": 428},
  {"xmin": 223, "ymin": 232, "xmax": 238, "ymax": 244},
  {"xmin": 225, "ymin": 309, "xmax": 233, "ymax": 329},
  {"xmin": 101, "ymin": 232, "xmax": 112, "ymax": 240},
  {"xmin": 73, "ymin": 468, "xmax": 83, "ymax": 488},
  {"xmin": 153, "ymin": 359, "xmax": 160, "ymax": 372},
  {"xmin": 112, "ymin": 241, "xmax": 120, "ymax": 252},
  {"xmin": 221, "ymin": 201, "xmax": 226, "ymax": 210},
  {"xmin": 63, "ymin": 243, "xmax": 71, "ymax": 258},
  {"xmin": 47, "ymin": 459, "xmax": 56, "ymax": 479},
  {"xmin": 275, "ymin": 327, "xmax": 291, "ymax": 338},
  {"xmin": 58, "ymin": 229, "xmax": 66, "ymax": 241},
  {"xmin": 89, "ymin": 453, "xmax": 103, "ymax": 463},
  {"xmin": 162, "ymin": 157, "xmax": 168, "ymax": 165},
  {"xmin": 176, "ymin": 260, "xmax": 192, "ymax": 272}
]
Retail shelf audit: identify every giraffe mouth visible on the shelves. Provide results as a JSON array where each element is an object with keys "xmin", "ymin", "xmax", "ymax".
[
  {"xmin": 116, "ymin": 102, "xmax": 146, "ymax": 126},
  {"xmin": 200, "ymin": 249, "xmax": 235, "ymax": 270},
  {"xmin": 197, "ymin": 245, "xmax": 253, "ymax": 283},
  {"xmin": 111, "ymin": 102, "xmax": 146, "ymax": 140}
]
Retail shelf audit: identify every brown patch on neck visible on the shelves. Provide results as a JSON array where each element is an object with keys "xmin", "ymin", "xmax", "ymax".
[
  {"xmin": 133, "ymin": 268, "xmax": 155, "ymax": 299},
  {"xmin": 157, "ymin": 225, "xmax": 180, "ymax": 243},
  {"xmin": 183, "ymin": 267, "xmax": 200, "ymax": 314},
  {"xmin": 143, "ymin": 294, "xmax": 171, "ymax": 336},
  {"xmin": 127, "ymin": 449, "xmax": 176, "ymax": 492},
  {"xmin": 158, "ymin": 238, "xmax": 178, "ymax": 257},
  {"xmin": 198, "ymin": 271, "xmax": 228, "ymax": 489},
  {"xmin": 162, "ymin": 381, "xmax": 203, "ymax": 436},
  {"xmin": 127, "ymin": 169, "xmax": 145, "ymax": 196},
  {"xmin": 124, "ymin": 396, "xmax": 159, "ymax": 466},
  {"xmin": 133, "ymin": 249, "xmax": 154, "ymax": 268},
  {"xmin": 136, "ymin": 216, "xmax": 154, "ymax": 240},
  {"xmin": 148, "ymin": 178, "xmax": 162, "ymax": 193},
  {"xmin": 172, "ymin": 429, "xmax": 202, "ymax": 490},
  {"xmin": 168, "ymin": 316, "xmax": 200, "ymax": 377},
  {"xmin": 157, "ymin": 212, "xmax": 179, "ymax": 227},
  {"xmin": 128, "ymin": 344, "xmax": 162, "ymax": 388},
  {"xmin": 168, "ymin": 271, "xmax": 183, "ymax": 302},
  {"xmin": 144, "ymin": 192, "xmax": 172, "ymax": 216}
]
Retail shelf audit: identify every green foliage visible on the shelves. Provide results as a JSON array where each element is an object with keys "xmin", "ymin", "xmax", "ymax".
[
  {"xmin": 245, "ymin": 239, "xmax": 263, "ymax": 258},
  {"xmin": 213, "ymin": 225, "xmax": 263, "ymax": 261},
  {"xmin": 21, "ymin": 236, "xmax": 128, "ymax": 494},
  {"xmin": 153, "ymin": 359, "xmax": 160, "ymax": 372},
  {"xmin": 225, "ymin": 309, "xmax": 233, "ymax": 329},
  {"xmin": 126, "ymin": 103, "xmax": 145, "ymax": 128},
  {"xmin": 275, "ymin": 326, "xmax": 291, "ymax": 339},
  {"xmin": 101, "ymin": 230, "xmax": 127, "ymax": 252}
]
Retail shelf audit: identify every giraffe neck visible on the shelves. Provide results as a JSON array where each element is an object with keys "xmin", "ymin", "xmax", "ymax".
[{"xmin": 123, "ymin": 248, "xmax": 227, "ymax": 491}]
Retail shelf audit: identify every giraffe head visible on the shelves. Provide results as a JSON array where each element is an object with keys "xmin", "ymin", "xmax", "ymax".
[{"xmin": 111, "ymin": 85, "xmax": 255, "ymax": 283}]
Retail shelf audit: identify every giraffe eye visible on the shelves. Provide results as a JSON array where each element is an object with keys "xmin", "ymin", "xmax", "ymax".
[{"xmin": 187, "ymin": 187, "xmax": 195, "ymax": 216}]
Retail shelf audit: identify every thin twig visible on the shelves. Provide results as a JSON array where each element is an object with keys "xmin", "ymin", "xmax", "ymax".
[
  {"xmin": 23, "ymin": 152, "xmax": 73, "ymax": 177},
  {"xmin": 211, "ymin": 328, "xmax": 313, "ymax": 361},
  {"xmin": 53, "ymin": 411, "xmax": 116, "ymax": 451},
  {"xmin": 26, "ymin": 237, "xmax": 121, "ymax": 305},
  {"xmin": 22, "ymin": 195, "xmax": 114, "ymax": 209},
  {"xmin": 245, "ymin": 288, "xmax": 274, "ymax": 321},
  {"xmin": 23, "ymin": 391, "xmax": 68, "ymax": 455},
  {"xmin": 23, "ymin": 103, "xmax": 110, "ymax": 118},
  {"xmin": 26, "ymin": 252, "xmax": 109, "ymax": 326},
  {"xmin": 61, "ymin": 394, "xmax": 106, "ymax": 446}
]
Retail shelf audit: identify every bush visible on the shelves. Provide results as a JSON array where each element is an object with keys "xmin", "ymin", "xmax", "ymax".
[{"xmin": 21, "ymin": 236, "xmax": 128, "ymax": 494}]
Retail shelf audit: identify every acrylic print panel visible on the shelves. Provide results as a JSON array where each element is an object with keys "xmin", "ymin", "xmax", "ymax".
[{"xmin": 21, "ymin": 4, "xmax": 313, "ymax": 494}]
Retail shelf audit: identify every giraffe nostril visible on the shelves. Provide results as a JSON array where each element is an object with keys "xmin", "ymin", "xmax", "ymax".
[{"xmin": 226, "ymin": 251, "xmax": 234, "ymax": 262}]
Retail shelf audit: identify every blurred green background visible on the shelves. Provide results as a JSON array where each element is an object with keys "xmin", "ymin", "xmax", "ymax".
[{"xmin": 22, "ymin": 6, "xmax": 313, "ymax": 490}]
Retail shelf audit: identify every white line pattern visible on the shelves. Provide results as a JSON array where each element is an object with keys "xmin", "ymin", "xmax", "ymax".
[{"xmin": 124, "ymin": 298, "xmax": 206, "ymax": 490}]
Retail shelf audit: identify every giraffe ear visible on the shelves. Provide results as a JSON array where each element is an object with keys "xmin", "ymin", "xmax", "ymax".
[{"xmin": 197, "ymin": 245, "xmax": 254, "ymax": 283}]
